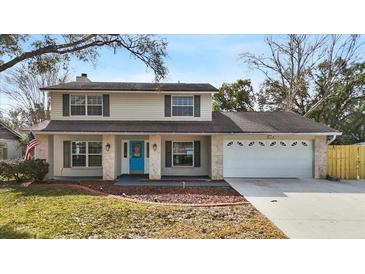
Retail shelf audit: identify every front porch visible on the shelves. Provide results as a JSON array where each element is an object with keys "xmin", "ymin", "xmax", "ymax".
[{"xmin": 36, "ymin": 134, "xmax": 224, "ymax": 181}]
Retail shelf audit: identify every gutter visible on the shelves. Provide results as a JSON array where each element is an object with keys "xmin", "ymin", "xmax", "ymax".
[
  {"xmin": 31, "ymin": 131, "xmax": 342, "ymax": 136},
  {"xmin": 39, "ymin": 90, "xmax": 218, "ymax": 94},
  {"xmin": 327, "ymin": 134, "xmax": 340, "ymax": 144}
]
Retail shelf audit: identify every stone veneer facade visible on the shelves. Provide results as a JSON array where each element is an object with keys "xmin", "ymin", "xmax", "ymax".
[
  {"xmin": 210, "ymin": 135, "xmax": 224, "ymax": 180},
  {"xmin": 314, "ymin": 135, "xmax": 327, "ymax": 179},
  {"xmin": 148, "ymin": 135, "xmax": 162, "ymax": 180},
  {"xmin": 102, "ymin": 134, "xmax": 116, "ymax": 180}
]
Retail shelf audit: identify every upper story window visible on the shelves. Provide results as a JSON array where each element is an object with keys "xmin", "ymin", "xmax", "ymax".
[
  {"xmin": 70, "ymin": 95, "xmax": 102, "ymax": 116},
  {"xmin": 172, "ymin": 96, "xmax": 193, "ymax": 116},
  {"xmin": 70, "ymin": 95, "xmax": 86, "ymax": 116}
]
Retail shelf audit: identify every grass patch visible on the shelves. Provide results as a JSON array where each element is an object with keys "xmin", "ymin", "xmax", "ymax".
[{"xmin": 0, "ymin": 184, "xmax": 286, "ymax": 239}]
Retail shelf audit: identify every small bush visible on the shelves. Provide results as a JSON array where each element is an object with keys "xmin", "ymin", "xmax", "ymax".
[
  {"xmin": 22, "ymin": 159, "xmax": 49, "ymax": 182},
  {"xmin": 0, "ymin": 159, "xmax": 49, "ymax": 183},
  {"xmin": 0, "ymin": 160, "xmax": 25, "ymax": 182}
]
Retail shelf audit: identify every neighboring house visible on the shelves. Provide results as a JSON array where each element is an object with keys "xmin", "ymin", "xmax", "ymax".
[
  {"xmin": 30, "ymin": 73, "xmax": 340, "ymax": 180},
  {"xmin": 0, "ymin": 121, "xmax": 22, "ymax": 160}
]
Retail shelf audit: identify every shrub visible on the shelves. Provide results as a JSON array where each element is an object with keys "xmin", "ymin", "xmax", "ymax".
[
  {"xmin": 0, "ymin": 160, "xmax": 25, "ymax": 182},
  {"xmin": 0, "ymin": 159, "xmax": 49, "ymax": 183},
  {"xmin": 22, "ymin": 159, "xmax": 49, "ymax": 182}
]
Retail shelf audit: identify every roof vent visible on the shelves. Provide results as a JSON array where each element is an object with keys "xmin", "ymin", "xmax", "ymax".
[{"xmin": 76, "ymin": 73, "xmax": 91, "ymax": 82}]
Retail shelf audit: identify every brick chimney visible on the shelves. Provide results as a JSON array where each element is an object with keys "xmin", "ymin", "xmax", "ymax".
[{"xmin": 76, "ymin": 73, "xmax": 91, "ymax": 82}]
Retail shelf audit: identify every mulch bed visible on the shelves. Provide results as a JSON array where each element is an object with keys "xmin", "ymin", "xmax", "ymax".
[{"xmin": 44, "ymin": 181, "xmax": 247, "ymax": 205}]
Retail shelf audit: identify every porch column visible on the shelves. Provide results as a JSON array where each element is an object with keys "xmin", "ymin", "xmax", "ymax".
[
  {"xmin": 211, "ymin": 135, "xmax": 224, "ymax": 180},
  {"xmin": 314, "ymin": 136, "xmax": 327, "ymax": 179},
  {"xmin": 34, "ymin": 134, "xmax": 48, "ymax": 160},
  {"xmin": 102, "ymin": 134, "xmax": 116, "ymax": 181},
  {"xmin": 149, "ymin": 135, "xmax": 161, "ymax": 180}
]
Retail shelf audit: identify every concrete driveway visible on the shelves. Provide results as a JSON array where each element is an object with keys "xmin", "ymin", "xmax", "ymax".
[{"xmin": 226, "ymin": 178, "xmax": 365, "ymax": 239}]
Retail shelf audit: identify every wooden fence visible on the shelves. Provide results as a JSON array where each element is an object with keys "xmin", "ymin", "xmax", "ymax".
[{"xmin": 327, "ymin": 145, "xmax": 365, "ymax": 179}]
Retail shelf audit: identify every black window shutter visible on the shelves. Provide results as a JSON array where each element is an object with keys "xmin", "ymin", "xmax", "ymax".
[
  {"xmin": 164, "ymin": 95, "xmax": 171, "ymax": 117},
  {"xmin": 103, "ymin": 94, "xmax": 110, "ymax": 117},
  {"xmin": 165, "ymin": 141, "xmax": 172, "ymax": 167},
  {"xmin": 146, "ymin": 142, "xmax": 150, "ymax": 158},
  {"xmin": 63, "ymin": 141, "xmax": 71, "ymax": 168},
  {"xmin": 123, "ymin": 142, "xmax": 128, "ymax": 158},
  {"xmin": 194, "ymin": 95, "xmax": 201, "ymax": 117},
  {"xmin": 194, "ymin": 141, "xmax": 201, "ymax": 167},
  {"xmin": 63, "ymin": 94, "xmax": 70, "ymax": 116}
]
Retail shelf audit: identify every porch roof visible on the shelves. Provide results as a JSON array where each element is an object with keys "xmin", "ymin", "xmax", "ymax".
[{"xmin": 29, "ymin": 111, "xmax": 339, "ymax": 134}]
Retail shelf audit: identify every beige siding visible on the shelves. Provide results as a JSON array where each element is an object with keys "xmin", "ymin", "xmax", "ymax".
[
  {"xmin": 161, "ymin": 135, "xmax": 210, "ymax": 176},
  {"xmin": 50, "ymin": 92, "xmax": 212, "ymax": 121},
  {"xmin": 53, "ymin": 134, "xmax": 102, "ymax": 177}
]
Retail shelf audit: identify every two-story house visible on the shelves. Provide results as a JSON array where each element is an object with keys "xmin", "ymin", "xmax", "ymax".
[{"xmin": 30, "ymin": 73, "xmax": 340, "ymax": 181}]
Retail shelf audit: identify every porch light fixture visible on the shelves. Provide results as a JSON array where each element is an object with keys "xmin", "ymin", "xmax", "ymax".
[
  {"xmin": 153, "ymin": 143, "xmax": 157, "ymax": 151},
  {"xmin": 106, "ymin": 143, "xmax": 111, "ymax": 151}
]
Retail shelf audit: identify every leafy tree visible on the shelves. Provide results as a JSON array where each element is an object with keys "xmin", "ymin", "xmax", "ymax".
[
  {"xmin": 308, "ymin": 61, "xmax": 365, "ymax": 144},
  {"xmin": 213, "ymin": 79, "xmax": 255, "ymax": 111},
  {"xmin": 0, "ymin": 34, "xmax": 168, "ymax": 81}
]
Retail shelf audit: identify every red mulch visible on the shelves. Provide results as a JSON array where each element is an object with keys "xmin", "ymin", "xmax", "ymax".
[{"xmin": 47, "ymin": 181, "xmax": 247, "ymax": 205}]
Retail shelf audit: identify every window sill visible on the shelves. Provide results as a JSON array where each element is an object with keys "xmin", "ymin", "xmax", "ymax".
[
  {"xmin": 69, "ymin": 167, "xmax": 103, "ymax": 169},
  {"xmin": 69, "ymin": 115, "xmax": 103, "ymax": 117}
]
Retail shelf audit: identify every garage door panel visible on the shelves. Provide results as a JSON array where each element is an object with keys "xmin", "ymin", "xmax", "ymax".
[{"xmin": 223, "ymin": 139, "xmax": 313, "ymax": 178}]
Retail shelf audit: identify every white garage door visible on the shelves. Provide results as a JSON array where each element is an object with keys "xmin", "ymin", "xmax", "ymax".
[{"xmin": 223, "ymin": 139, "xmax": 313, "ymax": 178}]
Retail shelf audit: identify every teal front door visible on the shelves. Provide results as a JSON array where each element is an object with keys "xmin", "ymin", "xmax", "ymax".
[{"xmin": 129, "ymin": 141, "xmax": 144, "ymax": 174}]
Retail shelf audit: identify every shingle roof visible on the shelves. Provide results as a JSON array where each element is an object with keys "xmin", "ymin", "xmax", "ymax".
[
  {"xmin": 0, "ymin": 121, "xmax": 22, "ymax": 138},
  {"xmin": 221, "ymin": 111, "xmax": 338, "ymax": 133},
  {"xmin": 30, "ymin": 112, "xmax": 339, "ymax": 134},
  {"xmin": 40, "ymin": 81, "xmax": 218, "ymax": 92}
]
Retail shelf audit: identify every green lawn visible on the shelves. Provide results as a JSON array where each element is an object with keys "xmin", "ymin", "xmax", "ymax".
[{"xmin": 0, "ymin": 184, "xmax": 286, "ymax": 239}]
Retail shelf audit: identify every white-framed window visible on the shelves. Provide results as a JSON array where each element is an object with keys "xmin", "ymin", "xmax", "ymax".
[
  {"xmin": 70, "ymin": 95, "xmax": 103, "ymax": 116},
  {"xmin": 71, "ymin": 141, "xmax": 102, "ymax": 167},
  {"xmin": 172, "ymin": 96, "xmax": 194, "ymax": 116},
  {"xmin": 87, "ymin": 142, "xmax": 102, "ymax": 167},
  {"xmin": 70, "ymin": 95, "xmax": 86, "ymax": 116},
  {"xmin": 172, "ymin": 141, "xmax": 193, "ymax": 167},
  {"xmin": 87, "ymin": 95, "xmax": 103, "ymax": 116}
]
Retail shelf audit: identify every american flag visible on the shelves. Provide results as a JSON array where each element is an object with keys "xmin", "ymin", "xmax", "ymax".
[{"xmin": 24, "ymin": 132, "xmax": 39, "ymax": 160}]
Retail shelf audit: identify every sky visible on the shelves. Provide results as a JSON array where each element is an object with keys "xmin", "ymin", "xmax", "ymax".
[{"xmin": 0, "ymin": 35, "xmax": 269, "ymax": 110}]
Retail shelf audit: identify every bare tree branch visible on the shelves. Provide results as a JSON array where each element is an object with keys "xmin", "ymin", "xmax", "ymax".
[{"xmin": 0, "ymin": 34, "xmax": 168, "ymax": 81}]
